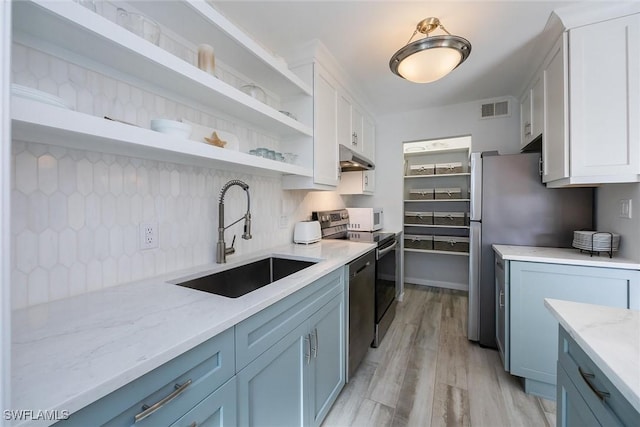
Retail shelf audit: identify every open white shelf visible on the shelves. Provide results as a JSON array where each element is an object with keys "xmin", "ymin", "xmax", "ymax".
[
  {"xmin": 404, "ymin": 248, "xmax": 469, "ymax": 256},
  {"xmin": 403, "ymin": 147, "xmax": 470, "ymax": 157},
  {"xmin": 404, "ymin": 173, "xmax": 471, "ymax": 179},
  {"xmin": 404, "ymin": 224, "xmax": 470, "ymax": 230},
  {"xmin": 12, "ymin": 0, "xmax": 312, "ymax": 139},
  {"xmin": 132, "ymin": 0, "xmax": 311, "ymax": 98},
  {"xmin": 11, "ymin": 97, "xmax": 313, "ymax": 178},
  {"xmin": 404, "ymin": 199, "xmax": 470, "ymax": 203}
]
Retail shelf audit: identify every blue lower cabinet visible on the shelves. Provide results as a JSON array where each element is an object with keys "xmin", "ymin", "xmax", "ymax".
[
  {"xmin": 308, "ymin": 294, "xmax": 345, "ymax": 427},
  {"xmin": 237, "ymin": 321, "xmax": 308, "ymax": 427},
  {"xmin": 508, "ymin": 260, "xmax": 635, "ymax": 399},
  {"xmin": 557, "ymin": 327, "xmax": 637, "ymax": 427},
  {"xmin": 57, "ymin": 328, "xmax": 235, "ymax": 427},
  {"xmin": 237, "ymin": 293, "xmax": 345, "ymax": 427},
  {"xmin": 557, "ymin": 364, "xmax": 601, "ymax": 427},
  {"xmin": 170, "ymin": 377, "xmax": 237, "ymax": 427}
]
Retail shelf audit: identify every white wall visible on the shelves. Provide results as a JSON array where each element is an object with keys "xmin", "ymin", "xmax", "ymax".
[
  {"xmin": 596, "ymin": 183, "xmax": 640, "ymax": 262},
  {"xmin": 352, "ymin": 97, "xmax": 521, "ymax": 230},
  {"xmin": 358, "ymin": 97, "xmax": 521, "ymax": 290}
]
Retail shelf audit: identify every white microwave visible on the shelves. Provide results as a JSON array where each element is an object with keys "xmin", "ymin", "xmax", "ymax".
[{"xmin": 346, "ymin": 208, "xmax": 383, "ymax": 231}]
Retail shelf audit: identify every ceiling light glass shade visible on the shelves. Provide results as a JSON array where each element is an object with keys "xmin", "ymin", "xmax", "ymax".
[{"xmin": 390, "ymin": 18, "xmax": 471, "ymax": 83}]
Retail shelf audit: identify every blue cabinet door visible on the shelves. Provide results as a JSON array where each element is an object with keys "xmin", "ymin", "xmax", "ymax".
[
  {"xmin": 308, "ymin": 294, "xmax": 345, "ymax": 427},
  {"xmin": 510, "ymin": 262, "xmax": 631, "ymax": 395},
  {"xmin": 237, "ymin": 321, "xmax": 308, "ymax": 427}
]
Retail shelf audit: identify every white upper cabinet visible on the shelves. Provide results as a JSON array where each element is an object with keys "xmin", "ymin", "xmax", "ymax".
[
  {"xmin": 542, "ymin": 34, "xmax": 569, "ymax": 183},
  {"xmin": 313, "ymin": 63, "xmax": 340, "ymax": 187},
  {"xmin": 543, "ymin": 12, "xmax": 640, "ymax": 187},
  {"xmin": 568, "ymin": 13, "xmax": 640, "ymax": 181}
]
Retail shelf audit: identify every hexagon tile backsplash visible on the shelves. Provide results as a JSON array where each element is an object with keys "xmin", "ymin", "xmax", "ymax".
[{"xmin": 11, "ymin": 140, "xmax": 308, "ymax": 309}]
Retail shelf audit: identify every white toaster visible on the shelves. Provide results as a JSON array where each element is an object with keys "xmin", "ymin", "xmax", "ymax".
[{"xmin": 293, "ymin": 221, "xmax": 321, "ymax": 244}]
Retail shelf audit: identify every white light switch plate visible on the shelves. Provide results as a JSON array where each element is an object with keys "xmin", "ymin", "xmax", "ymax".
[{"xmin": 619, "ymin": 199, "xmax": 632, "ymax": 219}]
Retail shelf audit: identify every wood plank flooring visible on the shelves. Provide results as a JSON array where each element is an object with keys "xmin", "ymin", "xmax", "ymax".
[{"xmin": 322, "ymin": 284, "xmax": 556, "ymax": 427}]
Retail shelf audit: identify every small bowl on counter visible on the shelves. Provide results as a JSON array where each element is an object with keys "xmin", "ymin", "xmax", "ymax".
[{"xmin": 150, "ymin": 119, "xmax": 192, "ymax": 139}]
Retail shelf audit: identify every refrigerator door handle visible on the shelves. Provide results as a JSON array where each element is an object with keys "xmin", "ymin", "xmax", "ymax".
[{"xmin": 469, "ymin": 153, "xmax": 482, "ymax": 221}]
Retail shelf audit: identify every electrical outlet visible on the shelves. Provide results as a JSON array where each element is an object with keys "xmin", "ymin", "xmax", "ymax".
[
  {"xmin": 279, "ymin": 215, "xmax": 288, "ymax": 229},
  {"xmin": 140, "ymin": 222, "xmax": 158, "ymax": 249}
]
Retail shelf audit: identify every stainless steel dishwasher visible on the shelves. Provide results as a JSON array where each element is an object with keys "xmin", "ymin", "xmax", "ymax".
[{"xmin": 347, "ymin": 249, "xmax": 375, "ymax": 380}]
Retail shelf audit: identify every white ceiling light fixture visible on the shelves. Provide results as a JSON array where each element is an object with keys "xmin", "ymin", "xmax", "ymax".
[{"xmin": 389, "ymin": 17, "xmax": 472, "ymax": 84}]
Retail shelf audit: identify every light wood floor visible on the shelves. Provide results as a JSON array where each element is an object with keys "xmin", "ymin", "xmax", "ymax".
[{"xmin": 322, "ymin": 284, "xmax": 556, "ymax": 427}]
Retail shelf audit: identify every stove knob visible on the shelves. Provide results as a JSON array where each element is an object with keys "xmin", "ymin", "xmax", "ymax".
[{"xmin": 341, "ymin": 212, "xmax": 348, "ymax": 219}]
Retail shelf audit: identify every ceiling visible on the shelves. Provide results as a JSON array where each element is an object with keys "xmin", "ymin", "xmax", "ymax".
[{"xmin": 213, "ymin": 0, "xmax": 581, "ymax": 116}]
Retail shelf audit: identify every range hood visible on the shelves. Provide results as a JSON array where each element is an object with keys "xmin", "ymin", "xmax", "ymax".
[{"xmin": 339, "ymin": 144, "xmax": 375, "ymax": 171}]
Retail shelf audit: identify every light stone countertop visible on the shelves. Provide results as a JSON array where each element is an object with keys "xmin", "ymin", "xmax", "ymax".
[
  {"xmin": 493, "ymin": 245, "xmax": 640, "ymax": 270},
  {"xmin": 544, "ymin": 299, "xmax": 640, "ymax": 413},
  {"xmin": 11, "ymin": 240, "xmax": 376, "ymax": 426}
]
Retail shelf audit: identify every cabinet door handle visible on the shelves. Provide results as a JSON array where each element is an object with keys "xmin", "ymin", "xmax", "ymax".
[
  {"xmin": 189, "ymin": 422, "xmax": 197, "ymax": 427},
  {"xmin": 305, "ymin": 335, "xmax": 311, "ymax": 365},
  {"xmin": 578, "ymin": 367, "xmax": 610, "ymax": 401},
  {"xmin": 499, "ymin": 290, "xmax": 505, "ymax": 308},
  {"xmin": 134, "ymin": 379, "xmax": 192, "ymax": 422},
  {"xmin": 312, "ymin": 328, "xmax": 319, "ymax": 358}
]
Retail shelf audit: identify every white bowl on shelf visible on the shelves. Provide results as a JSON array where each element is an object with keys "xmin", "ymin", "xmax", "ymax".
[{"xmin": 150, "ymin": 119, "xmax": 192, "ymax": 138}]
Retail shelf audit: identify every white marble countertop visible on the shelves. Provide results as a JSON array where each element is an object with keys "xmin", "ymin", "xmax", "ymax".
[
  {"xmin": 545, "ymin": 299, "xmax": 640, "ymax": 413},
  {"xmin": 493, "ymin": 245, "xmax": 640, "ymax": 270},
  {"xmin": 11, "ymin": 240, "xmax": 375, "ymax": 426}
]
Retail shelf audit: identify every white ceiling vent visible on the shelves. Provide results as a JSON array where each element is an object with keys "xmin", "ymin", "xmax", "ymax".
[{"xmin": 481, "ymin": 100, "xmax": 510, "ymax": 119}]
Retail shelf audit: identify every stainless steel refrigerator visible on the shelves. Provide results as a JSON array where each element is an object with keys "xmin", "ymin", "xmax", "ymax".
[{"xmin": 468, "ymin": 152, "xmax": 594, "ymax": 347}]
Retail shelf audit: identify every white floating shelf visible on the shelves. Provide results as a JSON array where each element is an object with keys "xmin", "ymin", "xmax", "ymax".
[
  {"xmin": 403, "ymin": 147, "xmax": 470, "ymax": 157},
  {"xmin": 133, "ymin": 0, "xmax": 312, "ymax": 98},
  {"xmin": 12, "ymin": 0, "xmax": 312, "ymax": 139},
  {"xmin": 11, "ymin": 97, "xmax": 313, "ymax": 178},
  {"xmin": 404, "ymin": 248, "xmax": 470, "ymax": 256},
  {"xmin": 404, "ymin": 173, "xmax": 471, "ymax": 179}
]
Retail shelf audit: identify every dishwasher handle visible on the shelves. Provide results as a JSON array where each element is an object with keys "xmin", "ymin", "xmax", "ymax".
[
  {"xmin": 377, "ymin": 240, "xmax": 397, "ymax": 260},
  {"xmin": 351, "ymin": 261, "xmax": 371, "ymax": 279}
]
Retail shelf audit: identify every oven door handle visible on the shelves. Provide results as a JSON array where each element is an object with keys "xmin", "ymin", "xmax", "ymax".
[{"xmin": 377, "ymin": 240, "xmax": 397, "ymax": 259}]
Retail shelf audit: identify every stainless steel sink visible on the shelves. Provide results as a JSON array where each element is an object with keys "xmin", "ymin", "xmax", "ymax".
[{"xmin": 173, "ymin": 257, "xmax": 317, "ymax": 298}]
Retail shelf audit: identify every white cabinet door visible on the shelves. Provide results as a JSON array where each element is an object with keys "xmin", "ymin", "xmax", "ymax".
[
  {"xmin": 337, "ymin": 92, "xmax": 352, "ymax": 150},
  {"xmin": 531, "ymin": 75, "xmax": 544, "ymax": 141},
  {"xmin": 314, "ymin": 64, "xmax": 339, "ymax": 186},
  {"xmin": 542, "ymin": 34, "xmax": 569, "ymax": 183},
  {"xmin": 350, "ymin": 104, "xmax": 364, "ymax": 155},
  {"xmin": 569, "ymin": 13, "xmax": 640, "ymax": 179},
  {"xmin": 362, "ymin": 115, "xmax": 375, "ymax": 162},
  {"xmin": 520, "ymin": 88, "xmax": 533, "ymax": 147}
]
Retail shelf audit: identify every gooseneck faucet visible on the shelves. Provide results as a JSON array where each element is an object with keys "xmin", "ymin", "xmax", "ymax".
[{"xmin": 217, "ymin": 179, "xmax": 252, "ymax": 263}]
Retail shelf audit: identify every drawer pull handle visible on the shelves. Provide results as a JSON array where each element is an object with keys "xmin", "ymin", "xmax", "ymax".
[
  {"xmin": 578, "ymin": 367, "xmax": 610, "ymax": 401},
  {"xmin": 499, "ymin": 290, "xmax": 505, "ymax": 308},
  {"xmin": 312, "ymin": 328, "xmax": 319, "ymax": 358},
  {"xmin": 305, "ymin": 335, "xmax": 311, "ymax": 365},
  {"xmin": 134, "ymin": 379, "xmax": 193, "ymax": 422}
]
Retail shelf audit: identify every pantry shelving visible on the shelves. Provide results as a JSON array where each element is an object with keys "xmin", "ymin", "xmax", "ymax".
[{"xmin": 11, "ymin": 0, "xmax": 314, "ymax": 177}]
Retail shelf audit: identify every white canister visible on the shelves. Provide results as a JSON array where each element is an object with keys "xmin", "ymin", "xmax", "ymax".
[{"xmin": 197, "ymin": 44, "xmax": 215, "ymax": 74}]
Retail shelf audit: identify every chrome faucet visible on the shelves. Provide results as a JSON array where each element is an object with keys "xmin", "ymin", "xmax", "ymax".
[{"xmin": 217, "ymin": 179, "xmax": 252, "ymax": 263}]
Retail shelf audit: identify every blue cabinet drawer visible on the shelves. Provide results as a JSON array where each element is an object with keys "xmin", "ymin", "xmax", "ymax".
[
  {"xmin": 59, "ymin": 328, "xmax": 235, "ymax": 427},
  {"xmin": 235, "ymin": 268, "xmax": 344, "ymax": 370},
  {"xmin": 558, "ymin": 327, "xmax": 637, "ymax": 427},
  {"xmin": 170, "ymin": 377, "xmax": 237, "ymax": 427}
]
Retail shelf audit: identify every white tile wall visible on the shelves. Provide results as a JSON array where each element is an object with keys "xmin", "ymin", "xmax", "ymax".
[
  {"xmin": 11, "ymin": 140, "xmax": 312, "ymax": 309},
  {"xmin": 10, "ymin": 36, "xmax": 319, "ymax": 309}
]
